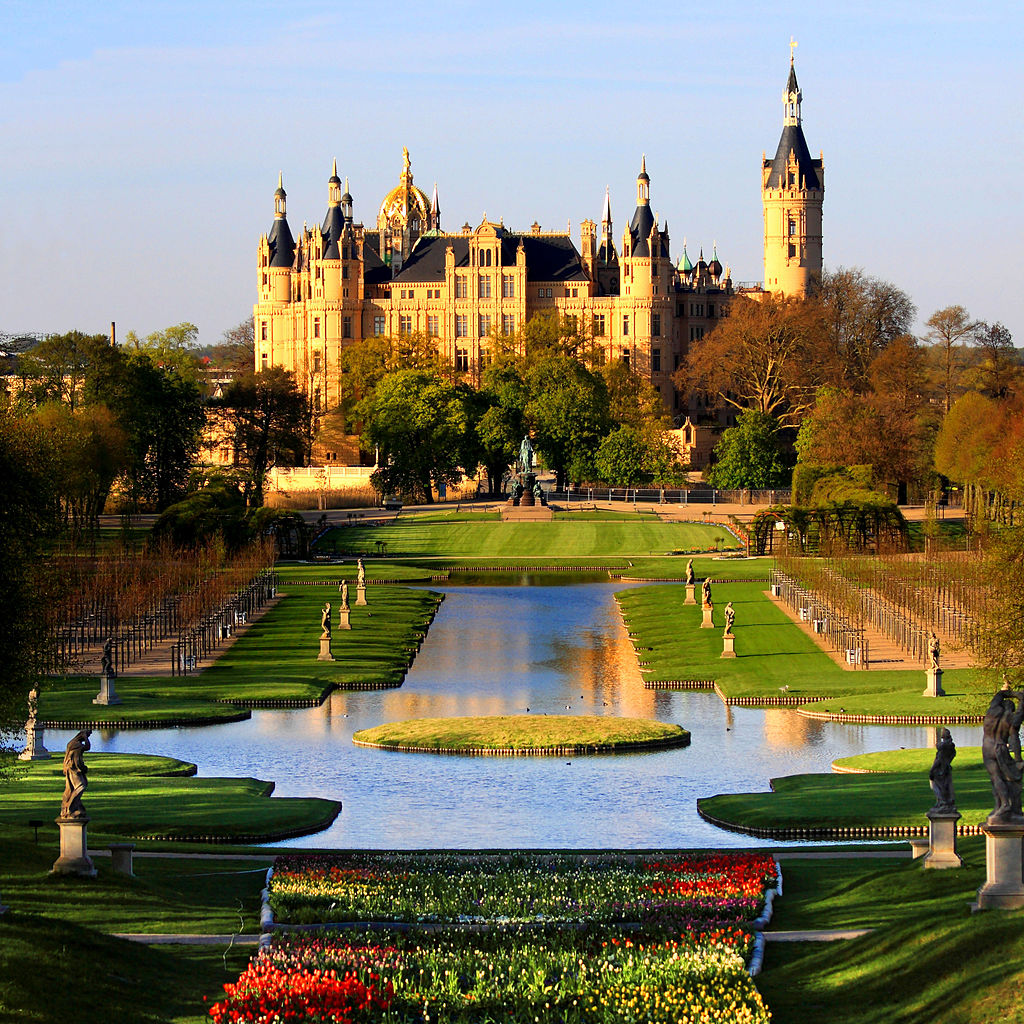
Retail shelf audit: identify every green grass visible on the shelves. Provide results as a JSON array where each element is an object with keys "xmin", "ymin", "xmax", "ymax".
[
  {"xmin": 756, "ymin": 844, "xmax": 1024, "ymax": 1024},
  {"xmin": 0, "ymin": 753, "xmax": 339, "ymax": 842},
  {"xmin": 274, "ymin": 561, "xmax": 437, "ymax": 582},
  {"xmin": 0, "ymin": 834, "xmax": 260, "ymax": 1023},
  {"xmin": 352, "ymin": 715, "xmax": 689, "ymax": 752},
  {"xmin": 39, "ymin": 580, "xmax": 443, "ymax": 725},
  {"xmin": 621, "ymin": 555, "xmax": 767, "ymax": 579},
  {"xmin": 616, "ymin": 580, "xmax": 991, "ymax": 713},
  {"xmin": 834, "ymin": 746, "xmax": 982, "ymax": 773},
  {"xmin": 698, "ymin": 763, "xmax": 994, "ymax": 832},
  {"xmin": 320, "ymin": 518, "xmax": 738, "ymax": 559}
]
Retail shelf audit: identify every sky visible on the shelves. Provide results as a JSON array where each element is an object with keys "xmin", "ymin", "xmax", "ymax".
[{"xmin": 2, "ymin": 1, "xmax": 1022, "ymax": 345}]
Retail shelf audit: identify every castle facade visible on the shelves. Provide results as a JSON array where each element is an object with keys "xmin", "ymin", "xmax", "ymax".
[{"xmin": 254, "ymin": 57, "xmax": 822, "ymax": 421}]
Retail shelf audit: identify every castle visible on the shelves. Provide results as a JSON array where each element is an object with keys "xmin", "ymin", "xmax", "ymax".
[{"xmin": 253, "ymin": 55, "xmax": 823, "ymax": 423}]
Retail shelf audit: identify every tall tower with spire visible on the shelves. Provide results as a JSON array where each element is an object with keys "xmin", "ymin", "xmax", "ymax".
[{"xmin": 762, "ymin": 43, "xmax": 824, "ymax": 297}]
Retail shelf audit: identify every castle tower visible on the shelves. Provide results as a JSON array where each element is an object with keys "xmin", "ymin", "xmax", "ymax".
[
  {"xmin": 762, "ymin": 46, "xmax": 824, "ymax": 297},
  {"xmin": 262, "ymin": 172, "xmax": 294, "ymax": 301}
]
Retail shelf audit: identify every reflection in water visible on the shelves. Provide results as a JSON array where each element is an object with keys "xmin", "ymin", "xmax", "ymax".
[{"xmin": 63, "ymin": 582, "xmax": 983, "ymax": 849}]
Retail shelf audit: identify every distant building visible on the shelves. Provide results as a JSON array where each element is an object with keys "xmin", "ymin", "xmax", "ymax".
[{"xmin": 254, "ymin": 56, "xmax": 822, "ymax": 422}]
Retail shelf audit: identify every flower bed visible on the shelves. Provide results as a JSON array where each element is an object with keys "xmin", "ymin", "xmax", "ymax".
[
  {"xmin": 210, "ymin": 926, "xmax": 770, "ymax": 1024},
  {"xmin": 268, "ymin": 852, "xmax": 776, "ymax": 926},
  {"xmin": 210, "ymin": 852, "xmax": 776, "ymax": 1023}
]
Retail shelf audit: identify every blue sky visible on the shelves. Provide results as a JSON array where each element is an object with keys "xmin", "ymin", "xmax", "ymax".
[{"xmin": 2, "ymin": 1, "xmax": 1022, "ymax": 344}]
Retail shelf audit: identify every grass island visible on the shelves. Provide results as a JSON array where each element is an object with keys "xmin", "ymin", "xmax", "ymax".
[{"xmin": 352, "ymin": 714, "xmax": 690, "ymax": 755}]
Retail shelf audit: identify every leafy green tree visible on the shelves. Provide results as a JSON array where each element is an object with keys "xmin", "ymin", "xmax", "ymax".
[
  {"xmin": 524, "ymin": 354, "xmax": 611, "ymax": 489},
  {"xmin": 969, "ymin": 321, "xmax": 1019, "ymax": 400},
  {"xmin": 363, "ymin": 369, "xmax": 471, "ymax": 503},
  {"xmin": 126, "ymin": 322, "xmax": 206, "ymax": 386},
  {"xmin": 602, "ymin": 362, "xmax": 666, "ymax": 429},
  {"xmin": 473, "ymin": 362, "xmax": 529, "ymax": 495},
  {"xmin": 219, "ymin": 368, "xmax": 309, "ymax": 507},
  {"xmin": 594, "ymin": 426, "xmax": 655, "ymax": 487},
  {"xmin": 0, "ymin": 408, "xmax": 63, "ymax": 744},
  {"xmin": 16, "ymin": 331, "xmax": 112, "ymax": 410},
  {"xmin": 706, "ymin": 410, "xmax": 789, "ymax": 489}
]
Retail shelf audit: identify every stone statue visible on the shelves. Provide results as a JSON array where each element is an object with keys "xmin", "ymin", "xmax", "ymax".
[
  {"xmin": 357, "ymin": 558, "xmax": 366, "ymax": 587},
  {"xmin": 929, "ymin": 728, "xmax": 957, "ymax": 813},
  {"xmin": 723, "ymin": 602, "xmax": 736, "ymax": 636},
  {"xmin": 533, "ymin": 480, "xmax": 544, "ymax": 501},
  {"xmin": 981, "ymin": 686, "xmax": 1024, "ymax": 824},
  {"xmin": 509, "ymin": 479, "xmax": 524, "ymax": 501},
  {"xmin": 701, "ymin": 578, "xmax": 712, "ymax": 609},
  {"xmin": 100, "ymin": 637, "xmax": 115, "ymax": 679},
  {"xmin": 321, "ymin": 602, "xmax": 332, "ymax": 638},
  {"xmin": 519, "ymin": 435, "xmax": 534, "ymax": 474},
  {"xmin": 340, "ymin": 580, "xmax": 349, "ymax": 609},
  {"xmin": 60, "ymin": 730, "xmax": 92, "ymax": 819},
  {"xmin": 686, "ymin": 559, "xmax": 695, "ymax": 585},
  {"xmin": 928, "ymin": 632, "xmax": 940, "ymax": 671}
]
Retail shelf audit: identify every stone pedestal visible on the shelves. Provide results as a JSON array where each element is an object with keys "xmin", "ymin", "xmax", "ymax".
[
  {"xmin": 923, "ymin": 809, "xmax": 962, "ymax": 869},
  {"xmin": 18, "ymin": 722, "xmax": 50, "ymax": 761},
  {"xmin": 721, "ymin": 634, "xmax": 736, "ymax": 658},
  {"xmin": 109, "ymin": 842, "xmax": 136, "ymax": 876},
  {"xmin": 684, "ymin": 584, "xmax": 696, "ymax": 605},
  {"xmin": 923, "ymin": 667, "xmax": 945, "ymax": 697},
  {"xmin": 770, "ymin": 584, "xmax": 781, "ymax": 598},
  {"xmin": 356, "ymin": 585, "xmax": 367, "ymax": 606},
  {"xmin": 339, "ymin": 607, "xmax": 352, "ymax": 630},
  {"xmin": 51, "ymin": 816, "xmax": 97, "ymax": 878},
  {"xmin": 701, "ymin": 606, "xmax": 714, "ymax": 629},
  {"xmin": 93, "ymin": 671, "xmax": 122, "ymax": 706},
  {"xmin": 975, "ymin": 822, "xmax": 1024, "ymax": 909},
  {"xmin": 317, "ymin": 636, "xmax": 335, "ymax": 662}
]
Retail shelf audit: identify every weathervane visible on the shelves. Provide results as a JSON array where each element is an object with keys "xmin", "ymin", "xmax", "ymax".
[{"xmin": 789, "ymin": 37, "xmax": 798, "ymax": 63}]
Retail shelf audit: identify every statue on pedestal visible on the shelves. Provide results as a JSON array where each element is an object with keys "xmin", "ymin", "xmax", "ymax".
[
  {"xmin": 357, "ymin": 558, "xmax": 366, "ymax": 588},
  {"xmin": 60, "ymin": 730, "xmax": 92, "ymax": 819},
  {"xmin": 340, "ymin": 580, "xmax": 349, "ymax": 609},
  {"xmin": 518, "ymin": 435, "xmax": 534, "ymax": 475},
  {"xmin": 701, "ymin": 578, "xmax": 712, "ymax": 609},
  {"xmin": 321, "ymin": 603, "xmax": 332, "ymax": 639},
  {"xmin": 101, "ymin": 637, "xmax": 115, "ymax": 679},
  {"xmin": 723, "ymin": 602, "xmax": 736, "ymax": 636},
  {"xmin": 686, "ymin": 559, "xmax": 695, "ymax": 585},
  {"xmin": 982, "ymin": 686, "xmax": 1024, "ymax": 824},
  {"xmin": 929, "ymin": 728, "xmax": 957, "ymax": 813},
  {"xmin": 928, "ymin": 632, "xmax": 940, "ymax": 671}
]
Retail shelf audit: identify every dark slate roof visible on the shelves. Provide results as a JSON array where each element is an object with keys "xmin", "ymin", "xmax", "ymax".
[
  {"xmin": 629, "ymin": 203, "xmax": 654, "ymax": 257},
  {"xmin": 390, "ymin": 232, "xmax": 588, "ymax": 284},
  {"xmin": 361, "ymin": 231, "xmax": 391, "ymax": 285},
  {"xmin": 321, "ymin": 205, "xmax": 344, "ymax": 258},
  {"xmin": 765, "ymin": 123, "xmax": 822, "ymax": 190},
  {"xmin": 268, "ymin": 217, "xmax": 295, "ymax": 268},
  {"xmin": 597, "ymin": 239, "xmax": 618, "ymax": 265},
  {"xmin": 787, "ymin": 63, "xmax": 799, "ymax": 95}
]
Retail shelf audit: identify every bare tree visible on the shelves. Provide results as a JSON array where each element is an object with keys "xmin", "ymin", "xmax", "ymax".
[{"xmin": 924, "ymin": 305, "xmax": 977, "ymax": 414}]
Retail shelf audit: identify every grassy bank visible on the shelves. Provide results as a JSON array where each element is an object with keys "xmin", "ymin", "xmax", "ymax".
[
  {"xmin": 0, "ymin": 753, "xmax": 339, "ymax": 842},
  {"xmin": 616, "ymin": 580, "xmax": 989, "ymax": 715},
  {"xmin": 352, "ymin": 715, "xmax": 689, "ymax": 753},
  {"xmin": 698, "ymin": 763, "xmax": 993, "ymax": 833},
  {"xmin": 756, "ymin": 841, "xmax": 1024, "ymax": 1023},
  {"xmin": 39, "ymin": 579, "xmax": 443, "ymax": 726},
  {"xmin": 318, "ymin": 516, "xmax": 738, "ymax": 559}
]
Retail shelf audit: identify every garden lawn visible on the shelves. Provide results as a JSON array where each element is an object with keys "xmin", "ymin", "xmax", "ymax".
[
  {"xmin": 698, "ymin": 762, "xmax": 993, "ymax": 833},
  {"xmin": 322, "ymin": 517, "xmax": 738, "ymax": 559},
  {"xmin": 616, "ymin": 581, "xmax": 990, "ymax": 713},
  {"xmin": 756, "ymin": 844, "xmax": 1024, "ymax": 1024},
  {"xmin": 0, "ymin": 834, "xmax": 258, "ymax": 1024},
  {"xmin": 0, "ymin": 752, "xmax": 339, "ymax": 842},
  {"xmin": 833, "ymin": 746, "xmax": 982, "ymax": 773},
  {"xmin": 352, "ymin": 715, "xmax": 689, "ymax": 752},
  {"xmin": 39, "ymin": 579, "xmax": 442, "ymax": 725}
]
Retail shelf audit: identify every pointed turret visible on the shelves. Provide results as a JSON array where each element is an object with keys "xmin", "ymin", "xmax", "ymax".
[
  {"xmin": 762, "ymin": 46, "xmax": 824, "ymax": 297},
  {"xmin": 322, "ymin": 160, "xmax": 344, "ymax": 259},
  {"xmin": 341, "ymin": 176, "xmax": 353, "ymax": 226},
  {"xmin": 629, "ymin": 156, "xmax": 654, "ymax": 258},
  {"xmin": 430, "ymin": 182, "xmax": 441, "ymax": 231},
  {"xmin": 268, "ymin": 172, "xmax": 295, "ymax": 268}
]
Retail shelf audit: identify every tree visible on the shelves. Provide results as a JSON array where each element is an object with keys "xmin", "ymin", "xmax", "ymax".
[
  {"xmin": 207, "ymin": 318, "xmax": 256, "ymax": 374},
  {"xmin": 795, "ymin": 386, "xmax": 931, "ymax": 501},
  {"xmin": 15, "ymin": 331, "xmax": 112, "ymax": 410},
  {"xmin": 868, "ymin": 334, "xmax": 927, "ymax": 415},
  {"xmin": 818, "ymin": 268, "xmax": 917, "ymax": 391},
  {"xmin": 593, "ymin": 425, "xmax": 682, "ymax": 488},
  {"xmin": 219, "ymin": 368, "xmax": 309, "ymax": 507},
  {"xmin": 524, "ymin": 354, "xmax": 611, "ymax": 489},
  {"xmin": 126, "ymin": 322, "xmax": 206, "ymax": 387},
  {"xmin": 91, "ymin": 349, "xmax": 205, "ymax": 511},
  {"xmin": 705, "ymin": 410, "xmax": 789, "ymax": 489},
  {"xmin": 602, "ymin": 361, "xmax": 667, "ymax": 430},
  {"xmin": 0, "ymin": 407, "xmax": 63, "ymax": 742},
  {"xmin": 362, "ymin": 369, "xmax": 471, "ymax": 503},
  {"xmin": 674, "ymin": 293, "xmax": 823, "ymax": 426},
  {"xmin": 923, "ymin": 305, "xmax": 977, "ymax": 414},
  {"xmin": 969, "ymin": 322, "xmax": 1019, "ymax": 400}
]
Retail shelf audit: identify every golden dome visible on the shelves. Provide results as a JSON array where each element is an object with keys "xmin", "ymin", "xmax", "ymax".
[{"xmin": 378, "ymin": 147, "xmax": 430, "ymax": 228}]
